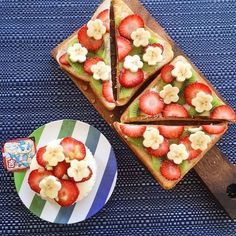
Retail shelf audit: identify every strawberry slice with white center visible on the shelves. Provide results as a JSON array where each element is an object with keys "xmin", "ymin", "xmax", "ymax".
[
  {"xmin": 202, "ymin": 123, "xmax": 227, "ymax": 134},
  {"xmin": 56, "ymin": 180, "xmax": 79, "ymax": 207},
  {"xmin": 78, "ymin": 25, "xmax": 103, "ymax": 52},
  {"xmin": 84, "ymin": 57, "xmax": 103, "ymax": 75},
  {"xmin": 160, "ymin": 160, "xmax": 181, "ymax": 181},
  {"xmin": 145, "ymin": 43, "xmax": 164, "ymax": 54},
  {"xmin": 96, "ymin": 9, "xmax": 109, "ymax": 32},
  {"xmin": 139, "ymin": 91, "xmax": 164, "ymax": 116},
  {"xmin": 36, "ymin": 146, "xmax": 47, "ymax": 167},
  {"xmin": 53, "ymin": 161, "xmax": 70, "ymax": 179},
  {"xmin": 59, "ymin": 54, "xmax": 70, "ymax": 66},
  {"xmin": 179, "ymin": 136, "xmax": 202, "ymax": 160},
  {"xmin": 118, "ymin": 14, "xmax": 144, "ymax": 39},
  {"xmin": 146, "ymin": 139, "xmax": 169, "ymax": 157},
  {"xmin": 119, "ymin": 68, "xmax": 144, "ymax": 88},
  {"xmin": 120, "ymin": 124, "xmax": 146, "ymax": 138},
  {"xmin": 102, "ymin": 80, "xmax": 115, "ymax": 103},
  {"xmin": 160, "ymin": 64, "xmax": 175, "ymax": 83},
  {"xmin": 60, "ymin": 137, "xmax": 86, "ymax": 161},
  {"xmin": 210, "ymin": 105, "xmax": 236, "ymax": 121},
  {"xmin": 117, "ymin": 36, "xmax": 132, "ymax": 61},
  {"xmin": 184, "ymin": 82, "xmax": 212, "ymax": 106},
  {"xmin": 28, "ymin": 169, "xmax": 52, "ymax": 193},
  {"xmin": 162, "ymin": 104, "xmax": 189, "ymax": 118},
  {"xmin": 159, "ymin": 126, "xmax": 184, "ymax": 139}
]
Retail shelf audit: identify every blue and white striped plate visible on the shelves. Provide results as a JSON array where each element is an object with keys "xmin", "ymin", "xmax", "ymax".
[{"xmin": 14, "ymin": 119, "xmax": 117, "ymax": 224}]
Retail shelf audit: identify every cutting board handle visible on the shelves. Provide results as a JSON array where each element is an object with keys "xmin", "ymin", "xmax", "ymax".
[{"xmin": 195, "ymin": 147, "xmax": 236, "ymax": 219}]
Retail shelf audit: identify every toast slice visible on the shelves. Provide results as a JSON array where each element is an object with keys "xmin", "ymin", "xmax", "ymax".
[
  {"xmin": 52, "ymin": 0, "xmax": 115, "ymax": 110},
  {"xmin": 114, "ymin": 122, "xmax": 227, "ymax": 189},
  {"xmin": 113, "ymin": 0, "xmax": 174, "ymax": 106},
  {"xmin": 121, "ymin": 56, "xmax": 236, "ymax": 123}
]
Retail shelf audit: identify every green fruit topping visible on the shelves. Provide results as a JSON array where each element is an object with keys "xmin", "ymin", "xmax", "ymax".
[
  {"xmin": 127, "ymin": 137, "xmax": 144, "ymax": 147},
  {"xmin": 187, "ymin": 106, "xmax": 199, "ymax": 117},
  {"xmin": 128, "ymin": 100, "xmax": 139, "ymax": 118},
  {"xmin": 142, "ymin": 62, "xmax": 155, "ymax": 73},
  {"xmin": 178, "ymin": 95, "xmax": 186, "ymax": 105},
  {"xmin": 211, "ymin": 97, "xmax": 222, "ymax": 109},
  {"xmin": 158, "ymin": 80, "xmax": 168, "ymax": 90},
  {"xmin": 172, "ymin": 80, "xmax": 184, "ymax": 91},
  {"xmin": 186, "ymin": 70, "xmax": 198, "ymax": 85},
  {"xmin": 130, "ymin": 46, "xmax": 143, "ymax": 56},
  {"xmin": 149, "ymin": 37, "xmax": 158, "ymax": 44},
  {"xmin": 69, "ymin": 60, "xmax": 86, "ymax": 76},
  {"xmin": 119, "ymin": 87, "xmax": 133, "ymax": 100},
  {"xmin": 179, "ymin": 160, "xmax": 189, "ymax": 174},
  {"xmin": 90, "ymin": 79, "xmax": 102, "ymax": 94},
  {"xmin": 151, "ymin": 157, "xmax": 162, "ymax": 171}
]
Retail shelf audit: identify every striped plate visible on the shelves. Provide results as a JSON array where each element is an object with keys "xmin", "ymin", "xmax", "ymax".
[{"xmin": 14, "ymin": 119, "xmax": 117, "ymax": 224}]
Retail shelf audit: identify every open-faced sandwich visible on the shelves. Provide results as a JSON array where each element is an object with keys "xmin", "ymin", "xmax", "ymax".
[
  {"xmin": 113, "ymin": 0, "xmax": 174, "ymax": 106},
  {"xmin": 121, "ymin": 56, "xmax": 236, "ymax": 123},
  {"xmin": 114, "ymin": 122, "xmax": 227, "ymax": 189},
  {"xmin": 53, "ymin": 0, "xmax": 115, "ymax": 110},
  {"xmin": 28, "ymin": 137, "xmax": 96, "ymax": 207}
]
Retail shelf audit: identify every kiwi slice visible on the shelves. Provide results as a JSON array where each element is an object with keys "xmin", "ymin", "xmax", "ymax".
[
  {"xmin": 119, "ymin": 87, "xmax": 133, "ymax": 100},
  {"xmin": 128, "ymin": 100, "xmax": 139, "ymax": 118},
  {"xmin": 211, "ymin": 96, "xmax": 222, "ymax": 109},
  {"xmin": 130, "ymin": 46, "xmax": 144, "ymax": 56},
  {"xmin": 172, "ymin": 80, "xmax": 184, "ymax": 91},
  {"xmin": 178, "ymin": 95, "xmax": 186, "ymax": 105},
  {"xmin": 179, "ymin": 160, "xmax": 189, "ymax": 175},
  {"xmin": 149, "ymin": 37, "xmax": 158, "ymax": 44},
  {"xmin": 69, "ymin": 60, "xmax": 87, "ymax": 76},
  {"xmin": 186, "ymin": 70, "xmax": 198, "ymax": 85},
  {"xmin": 151, "ymin": 157, "xmax": 162, "ymax": 171},
  {"xmin": 90, "ymin": 79, "xmax": 103, "ymax": 94},
  {"xmin": 127, "ymin": 137, "xmax": 144, "ymax": 147},
  {"xmin": 142, "ymin": 63, "xmax": 156, "ymax": 74},
  {"xmin": 188, "ymin": 106, "xmax": 199, "ymax": 117}
]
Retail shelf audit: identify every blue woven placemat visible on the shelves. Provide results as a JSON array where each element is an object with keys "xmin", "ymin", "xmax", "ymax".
[{"xmin": 0, "ymin": 0, "xmax": 236, "ymax": 235}]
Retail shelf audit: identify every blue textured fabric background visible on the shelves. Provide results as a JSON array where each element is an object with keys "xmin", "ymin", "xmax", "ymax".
[{"xmin": 0, "ymin": 0, "xmax": 236, "ymax": 235}]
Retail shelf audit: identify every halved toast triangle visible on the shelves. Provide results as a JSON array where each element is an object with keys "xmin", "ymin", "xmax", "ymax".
[
  {"xmin": 121, "ymin": 55, "xmax": 236, "ymax": 123},
  {"xmin": 51, "ymin": 0, "xmax": 115, "ymax": 110},
  {"xmin": 113, "ymin": 0, "xmax": 174, "ymax": 106},
  {"xmin": 114, "ymin": 122, "xmax": 227, "ymax": 189}
]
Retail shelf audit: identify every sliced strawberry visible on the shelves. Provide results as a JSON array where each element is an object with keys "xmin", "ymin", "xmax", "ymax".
[
  {"xmin": 117, "ymin": 36, "xmax": 132, "ymax": 61},
  {"xmin": 118, "ymin": 14, "xmax": 144, "ymax": 39},
  {"xmin": 139, "ymin": 91, "xmax": 164, "ymax": 116},
  {"xmin": 102, "ymin": 80, "xmax": 115, "ymax": 103},
  {"xmin": 36, "ymin": 146, "xmax": 47, "ymax": 167},
  {"xmin": 28, "ymin": 169, "xmax": 52, "ymax": 193},
  {"xmin": 53, "ymin": 161, "xmax": 70, "ymax": 179},
  {"xmin": 77, "ymin": 167, "xmax": 93, "ymax": 183},
  {"xmin": 59, "ymin": 54, "xmax": 70, "ymax": 66},
  {"xmin": 60, "ymin": 137, "xmax": 86, "ymax": 161},
  {"xmin": 160, "ymin": 64, "xmax": 175, "ymax": 83},
  {"xmin": 120, "ymin": 124, "xmax": 146, "ymax": 138},
  {"xmin": 146, "ymin": 139, "xmax": 169, "ymax": 157},
  {"xmin": 159, "ymin": 126, "xmax": 184, "ymax": 139},
  {"xmin": 84, "ymin": 57, "xmax": 103, "ymax": 75},
  {"xmin": 180, "ymin": 136, "xmax": 202, "ymax": 160},
  {"xmin": 202, "ymin": 123, "xmax": 227, "ymax": 134},
  {"xmin": 145, "ymin": 43, "xmax": 164, "ymax": 54},
  {"xmin": 210, "ymin": 105, "xmax": 236, "ymax": 121},
  {"xmin": 78, "ymin": 25, "xmax": 103, "ymax": 51},
  {"xmin": 184, "ymin": 82, "xmax": 212, "ymax": 106},
  {"xmin": 56, "ymin": 180, "xmax": 79, "ymax": 207},
  {"xmin": 119, "ymin": 68, "xmax": 144, "ymax": 88},
  {"xmin": 162, "ymin": 104, "xmax": 189, "ymax": 118},
  {"xmin": 96, "ymin": 9, "xmax": 109, "ymax": 32},
  {"xmin": 160, "ymin": 160, "xmax": 181, "ymax": 181}
]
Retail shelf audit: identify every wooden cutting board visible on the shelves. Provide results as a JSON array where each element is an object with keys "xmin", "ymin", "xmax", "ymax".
[{"xmin": 51, "ymin": 0, "xmax": 236, "ymax": 219}]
